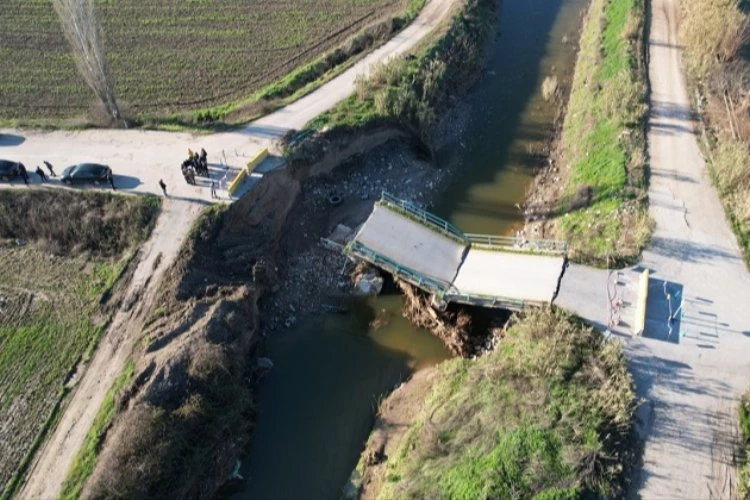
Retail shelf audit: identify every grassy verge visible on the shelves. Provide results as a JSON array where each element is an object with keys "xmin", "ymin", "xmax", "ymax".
[
  {"xmin": 306, "ymin": 0, "xmax": 497, "ymax": 151},
  {"xmin": 0, "ymin": 192, "xmax": 159, "ymax": 496},
  {"xmin": 680, "ymin": 0, "xmax": 750, "ymax": 266},
  {"xmin": 359, "ymin": 308, "xmax": 635, "ymax": 499},
  {"xmin": 554, "ymin": 0, "xmax": 650, "ymax": 265},
  {"xmin": 60, "ymin": 360, "xmax": 135, "ymax": 500}
]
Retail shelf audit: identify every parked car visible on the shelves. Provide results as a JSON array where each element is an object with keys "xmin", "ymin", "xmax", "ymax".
[
  {"xmin": 61, "ymin": 163, "xmax": 112, "ymax": 185},
  {"xmin": 0, "ymin": 159, "xmax": 21, "ymax": 181}
]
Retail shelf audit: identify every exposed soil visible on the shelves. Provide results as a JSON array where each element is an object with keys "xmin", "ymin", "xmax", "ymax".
[
  {"xmin": 355, "ymin": 367, "xmax": 439, "ymax": 499},
  {"xmin": 77, "ymin": 130, "xmax": 453, "ymax": 498},
  {"xmin": 264, "ymin": 138, "xmax": 452, "ymax": 331}
]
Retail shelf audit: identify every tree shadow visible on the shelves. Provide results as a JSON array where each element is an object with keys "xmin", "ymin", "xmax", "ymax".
[{"xmin": 0, "ymin": 134, "xmax": 25, "ymax": 147}]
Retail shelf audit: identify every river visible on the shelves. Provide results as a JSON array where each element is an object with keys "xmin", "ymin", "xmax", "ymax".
[{"xmin": 232, "ymin": 0, "xmax": 588, "ymax": 497}]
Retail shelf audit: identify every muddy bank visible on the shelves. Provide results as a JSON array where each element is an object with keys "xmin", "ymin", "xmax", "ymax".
[{"xmin": 79, "ymin": 123, "xmax": 453, "ymax": 497}]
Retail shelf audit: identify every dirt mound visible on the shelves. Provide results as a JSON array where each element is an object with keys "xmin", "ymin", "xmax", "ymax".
[
  {"xmin": 83, "ymin": 285, "xmax": 259, "ymax": 499},
  {"xmin": 81, "ymin": 171, "xmax": 298, "ymax": 499}
]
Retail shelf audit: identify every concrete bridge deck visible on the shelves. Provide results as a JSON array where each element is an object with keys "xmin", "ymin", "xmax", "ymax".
[{"xmin": 346, "ymin": 194, "xmax": 568, "ymax": 310}]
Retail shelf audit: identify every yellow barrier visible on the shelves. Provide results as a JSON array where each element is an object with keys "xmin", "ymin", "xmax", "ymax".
[
  {"xmin": 227, "ymin": 168, "xmax": 248, "ymax": 197},
  {"xmin": 246, "ymin": 147, "xmax": 269, "ymax": 174},
  {"xmin": 633, "ymin": 269, "xmax": 649, "ymax": 336}
]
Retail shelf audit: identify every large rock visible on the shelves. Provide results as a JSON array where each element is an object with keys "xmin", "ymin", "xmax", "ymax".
[{"xmin": 353, "ymin": 268, "xmax": 384, "ymax": 297}]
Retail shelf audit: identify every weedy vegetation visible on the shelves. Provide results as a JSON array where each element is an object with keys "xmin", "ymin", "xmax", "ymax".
[
  {"xmin": 680, "ymin": 0, "xmax": 750, "ymax": 265},
  {"xmin": 0, "ymin": 191, "xmax": 159, "ymax": 498},
  {"xmin": 367, "ymin": 308, "xmax": 635, "ymax": 499},
  {"xmin": 555, "ymin": 0, "xmax": 651, "ymax": 265}
]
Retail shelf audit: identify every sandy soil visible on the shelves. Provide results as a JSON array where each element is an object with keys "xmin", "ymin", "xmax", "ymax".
[{"xmin": 10, "ymin": 0, "xmax": 459, "ymax": 496}]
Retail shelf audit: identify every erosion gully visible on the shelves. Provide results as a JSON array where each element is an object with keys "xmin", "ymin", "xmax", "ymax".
[{"xmin": 230, "ymin": 0, "xmax": 588, "ymax": 497}]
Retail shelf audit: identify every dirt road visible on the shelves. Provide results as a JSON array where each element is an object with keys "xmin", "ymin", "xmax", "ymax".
[
  {"xmin": 558, "ymin": 0, "xmax": 750, "ymax": 497},
  {"xmin": 10, "ymin": 0, "xmax": 456, "ymax": 497},
  {"xmin": 17, "ymin": 199, "xmax": 202, "ymax": 500}
]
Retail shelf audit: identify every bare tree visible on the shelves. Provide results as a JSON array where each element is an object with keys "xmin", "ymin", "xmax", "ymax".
[{"xmin": 52, "ymin": 0, "xmax": 122, "ymax": 125}]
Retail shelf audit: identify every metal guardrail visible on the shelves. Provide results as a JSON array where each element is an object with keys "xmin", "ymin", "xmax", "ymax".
[
  {"xmin": 444, "ymin": 292, "xmax": 527, "ymax": 311},
  {"xmin": 465, "ymin": 233, "xmax": 568, "ymax": 255},
  {"xmin": 346, "ymin": 241, "xmax": 451, "ymax": 297},
  {"xmin": 380, "ymin": 192, "xmax": 467, "ymax": 243},
  {"xmin": 342, "ymin": 194, "xmax": 571, "ymax": 310}
]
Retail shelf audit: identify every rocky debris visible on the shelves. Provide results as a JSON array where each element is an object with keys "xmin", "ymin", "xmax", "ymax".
[
  {"xmin": 263, "ymin": 139, "xmax": 452, "ymax": 332},
  {"xmin": 353, "ymin": 268, "xmax": 384, "ymax": 297},
  {"xmin": 256, "ymin": 357, "xmax": 274, "ymax": 370},
  {"xmin": 328, "ymin": 224, "xmax": 354, "ymax": 245}
]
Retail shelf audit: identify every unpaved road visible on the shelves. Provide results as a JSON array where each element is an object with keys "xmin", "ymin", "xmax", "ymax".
[
  {"xmin": 17, "ymin": 199, "xmax": 202, "ymax": 500},
  {"xmin": 558, "ymin": 0, "xmax": 750, "ymax": 497},
  {"xmin": 11, "ymin": 0, "xmax": 456, "ymax": 497}
]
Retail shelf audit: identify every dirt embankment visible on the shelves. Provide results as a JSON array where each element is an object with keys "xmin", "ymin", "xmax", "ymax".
[{"xmin": 81, "ymin": 124, "xmax": 451, "ymax": 498}]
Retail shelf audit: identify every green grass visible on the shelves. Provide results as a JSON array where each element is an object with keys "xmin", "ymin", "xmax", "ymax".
[
  {"xmin": 557, "ymin": 0, "xmax": 650, "ymax": 265},
  {"xmin": 368, "ymin": 309, "xmax": 635, "ymax": 499},
  {"xmin": 60, "ymin": 360, "xmax": 135, "ymax": 500},
  {"xmin": 0, "ymin": 192, "xmax": 159, "ymax": 496},
  {"xmin": 305, "ymin": 0, "xmax": 497, "ymax": 148}
]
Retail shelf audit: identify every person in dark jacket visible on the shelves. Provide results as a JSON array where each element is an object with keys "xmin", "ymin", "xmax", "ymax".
[
  {"xmin": 35, "ymin": 166, "xmax": 48, "ymax": 183},
  {"xmin": 43, "ymin": 160, "xmax": 56, "ymax": 177},
  {"xmin": 18, "ymin": 163, "xmax": 28, "ymax": 185}
]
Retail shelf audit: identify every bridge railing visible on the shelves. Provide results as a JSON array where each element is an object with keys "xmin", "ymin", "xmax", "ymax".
[
  {"xmin": 346, "ymin": 240, "xmax": 451, "ymax": 297},
  {"xmin": 465, "ymin": 233, "xmax": 568, "ymax": 255},
  {"xmin": 380, "ymin": 192, "xmax": 467, "ymax": 243},
  {"xmin": 443, "ymin": 291, "xmax": 527, "ymax": 311}
]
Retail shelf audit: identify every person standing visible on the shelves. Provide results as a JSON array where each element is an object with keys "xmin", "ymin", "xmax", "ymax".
[
  {"xmin": 158, "ymin": 179, "xmax": 167, "ymax": 196},
  {"xmin": 35, "ymin": 166, "xmax": 48, "ymax": 183},
  {"xmin": 43, "ymin": 161, "xmax": 56, "ymax": 177},
  {"xmin": 108, "ymin": 172, "xmax": 116, "ymax": 190},
  {"xmin": 210, "ymin": 179, "xmax": 218, "ymax": 199},
  {"xmin": 18, "ymin": 163, "xmax": 28, "ymax": 185}
]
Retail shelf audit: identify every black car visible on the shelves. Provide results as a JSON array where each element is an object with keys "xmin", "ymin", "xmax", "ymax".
[
  {"xmin": 61, "ymin": 163, "xmax": 112, "ymax": 185},
  {"xmin": 0, "ymin": 159, "xmax": 21, "ymax": 181}
]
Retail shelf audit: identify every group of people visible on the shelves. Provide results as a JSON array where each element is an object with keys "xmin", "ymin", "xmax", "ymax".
[
  {"xmin": 181, "ymin": 148, "xmax": 209, "ymax": 185},
  {"xmin": 15, "ymin": 160, "xmax": 56, "ymax": 185}
]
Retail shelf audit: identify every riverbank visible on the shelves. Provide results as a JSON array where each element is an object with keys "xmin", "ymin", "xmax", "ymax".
[
  {"xmin": 524, "ymin": 0, "xmax": 650, "ymax": 266},
  {"xmin": 351, "ymin": 309, "xmax": 635, "ymax": 499}
]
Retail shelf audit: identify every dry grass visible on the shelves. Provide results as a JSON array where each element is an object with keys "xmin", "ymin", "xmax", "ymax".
[
  {"xmin": 0, "ymin": 191, "xmax": 160, "ymax": 257},
  {"xmin": 680, "ymin": 0, "xmax": 750, "ymax": 263},
  {"xmin": 0, "ymin": 191, "xmax": 159, "ymax": 497}
]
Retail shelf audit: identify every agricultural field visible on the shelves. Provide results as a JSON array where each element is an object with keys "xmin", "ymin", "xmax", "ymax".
[
  {"xmin": 0, "ymin": 0, "xmax": 409, "ymax": 124},
  {"xmin": 0, "ymin": 191, "xmax": 159, "ymax": 495}
]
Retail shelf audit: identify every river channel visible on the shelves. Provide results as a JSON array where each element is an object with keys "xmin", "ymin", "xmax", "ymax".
[{"xmin": 233, "ymin": 0, "xmax": 588, "ymax": 497}]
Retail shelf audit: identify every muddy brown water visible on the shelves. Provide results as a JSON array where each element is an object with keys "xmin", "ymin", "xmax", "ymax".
[{"xmin": 232, "ymin": 0, "xmax": 589, "ymax": 498}]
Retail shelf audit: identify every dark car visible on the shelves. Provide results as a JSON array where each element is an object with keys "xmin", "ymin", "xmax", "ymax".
[
  {"xmin": 61, "ymin": 163, "xmax": 112, "ymax": 185},
  {"xmin": 0, "ymin": 159, "xmax": 21, "ymax": 181}
]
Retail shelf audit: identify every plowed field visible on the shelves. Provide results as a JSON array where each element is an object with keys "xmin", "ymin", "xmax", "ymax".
[{"xmin": 0, "ymin": 0, "xmax": 404, "ymax": 120}]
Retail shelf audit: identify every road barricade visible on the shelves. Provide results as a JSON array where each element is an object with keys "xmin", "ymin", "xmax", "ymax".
[{"xmin": 227, "ymin": 148, "xmax": 269, "ymax": 196}]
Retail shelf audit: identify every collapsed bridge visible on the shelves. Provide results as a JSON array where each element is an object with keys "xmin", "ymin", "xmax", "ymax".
[{"xmin": 345, "ymin": 193, "xmax": 568, "ymax": 310}]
